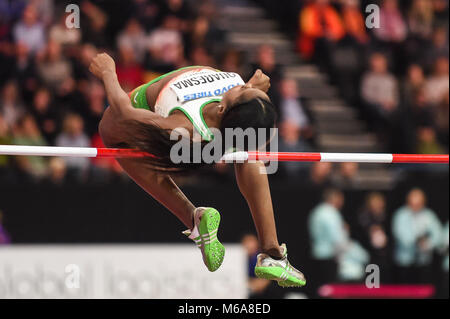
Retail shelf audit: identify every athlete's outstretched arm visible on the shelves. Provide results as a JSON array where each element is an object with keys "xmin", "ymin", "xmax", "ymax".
[
  {"xmin": 89, "ymin": 53, "xmax": 135, "ymax": 117},
  {"xmin": 234, "ymin": 161, "xmax": 282, "ymax": 258}
]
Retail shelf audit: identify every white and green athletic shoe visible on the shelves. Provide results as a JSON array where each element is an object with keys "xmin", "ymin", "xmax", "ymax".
[
  {"xmin": 182, "ymin": 207, "xmax": 225, "ymax": 272},
  {"xmin": 254, "ymin": 244, "xmax": 306, "ymax": 288}
]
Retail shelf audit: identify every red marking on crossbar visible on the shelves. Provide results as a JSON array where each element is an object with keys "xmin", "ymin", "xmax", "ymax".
[
  {"xmin": 97, "ymin": 148, "xmax": 155, "ymax": 158},
  {"xmin": 392, "ymin": 154, "xmax": 449, "ymax": 164}
]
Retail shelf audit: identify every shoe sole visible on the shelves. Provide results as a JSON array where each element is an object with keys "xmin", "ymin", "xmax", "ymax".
[
  {"xmin": 255, "ymin": 266, "xmax": 306, "ymax": 287},
  {"xmin": 198, "ymin": 208, "xmax": 225, "ymax": 272}
]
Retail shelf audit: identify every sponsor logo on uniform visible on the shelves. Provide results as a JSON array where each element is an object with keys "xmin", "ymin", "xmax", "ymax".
[{"xmin": 183, "ymin": 83, "xmax": 242, "ymax": 101}]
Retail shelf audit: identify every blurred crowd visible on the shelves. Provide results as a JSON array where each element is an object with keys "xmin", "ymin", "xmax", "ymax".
[
  {"xmin": 0, "ymin": 0, "xmax": 227, "ymax": 183},
  {"xmin": 296, "ymin": 0, "xmax": 449, "ymax": 154},
  {"xmin": 243, "ymin": 187, "xmax": 448, "ymax": 298},
  {"xmin": 308, "ymin": 187, "xmax": 448, "ymax": 296},
  {"xmin": 0, "ymin": 0, "xmax": 314, "ymax": 184},
  {"xmin": 0, "ymin": 0, "xmax": 448, "ymax": 185}
]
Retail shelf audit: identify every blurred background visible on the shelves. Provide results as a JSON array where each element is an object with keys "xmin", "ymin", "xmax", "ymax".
[{"xmin": 0, "ymin": 0, "xmax": 448, "ymax": 299}]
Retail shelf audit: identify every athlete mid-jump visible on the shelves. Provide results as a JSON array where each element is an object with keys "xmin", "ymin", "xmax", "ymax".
[{"xmin": 90, "ymin": 53, "xmax": 306, "ymax": 287}]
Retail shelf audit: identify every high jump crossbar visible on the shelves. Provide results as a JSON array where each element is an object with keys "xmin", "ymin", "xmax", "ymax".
[{"xmin": 0, "ymin": 145, "xmax": 448, "ymax": 164}]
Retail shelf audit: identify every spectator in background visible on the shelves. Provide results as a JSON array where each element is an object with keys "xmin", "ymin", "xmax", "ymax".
[
  {"xmin": 407, "ymin": 0, "xmax": 435, "ymax": 41},
  {"xmin": 31, "ymin": 87, "xmax": 58, "ymax": 143},
  {"xmin": 83, "ymin": 81, "xmax": 106, "ymax": 137},
  {"xmin": 297, "ymin": 0, "xmax": 345, "ymax": 62},
  {"xmin": 309, "ymin": 188, "xmax": 369, "ymax": 286},
  {"xmin": 279, "ymin": 78, "xmax": 310, "ymax": 129},
  {"xmin": 55, "ymin": 71, "xmax": 79, "ymax": 113},
  {"xmin": 0, "ymin": 8, "xmax": 17, "ymax": 81},
  {"xmin": 185, "ymin": 15, "xmax": 223, "ymax": 56},
  {"xmin": 337, "ymin": 236, "xmax": 370, "ymax": 283},
  {"xmin": 220, "ymin": 48, "xmax": 245, "ymax": 75},
  {"xmin": 55, "ymin": 113, "xmax": 90, "ymax": 178},
  {"xmin": 28, "ymin": 0, "xmax": 54, "ymax": 27},
  {"xmin": 196, "ymin": 0, "xmax": 218, "ymax": 19},
  {"xmin": 308, "ymin": 162, "xmax": 333, "ymax": 189},
  {"xmin": 12, "ymin": 4, "xmax": 45, "ymax": 56},
  {"xmin": 13, "ymin": 42, "xmax": 38, "ymax": 101},
  {"xmin": 357, "ymin": 192, "xmax": 391, "ymax": 281},
  {"xmin": 146, "ymin": 15, "xmax": 184, "ymax": 72},
  {"xmin": 361, "ymin": 53, "xmax": 399, "ymax": 120},
  {"xmin": 80, "ymin": 0, "xmax": 108, "ymax": 48},
  {"xmin": 424, "ymin": 56, "xmax": 449, "ymax": 106},
  {"xmin": 130, "ymin": 0, "xmax": 163, "ymax": 31},
  {"xmin": 308, "ymin": 189, "xmax": 346, "ymax": 287},
  {"xmin": 409, "ymin": 87, "xmax": 434, "ymax": 128},
  {"xmin": 392, "ymin": 188, "xmax": 442, "ymax": 284},
  {"xmin": 360, "ymin": 52, "xmax": 399, "ymax": 145},
  {"xmin": 416, "ymin": 127, "xmax": 446, "ymax": 155},
  {"xmin": 117, "ymin": 19, "xmax": 147, "ymax": 64},
  {"xmin": 404, "ymin": 87, "xmax": 435, "ymax": 152},
  {"xmin": 189, "ymin": 46, "xmax": 215, "ymax": 68},
  {"xmin": 12, "ymin": 114, "xmax": 48, "ymax": 179},
  {"xmin": 71, "ymin": 44, "xmax": 99, "ymax": 107},
  {"xmin": 404, "ymin": 86, "xmax": 443, "ymax": 155},
  {"xmin": 279, "ymin": 120, "xmax": 311, "ymax": 176},
  {"xmin": 433, "ymin": 90, "xmax": 449, "ymax": 148},
  {"xmin": 36, "ymin": 40, "xmax": 73, "ymax": 93},
  {"xmin": 280, "ymin": 78, "xmax": 312, "ymax": 151},
  {"xmin": 341, "ymin": 0, "xmax": 368, "ymax": 45},
  {"xmin": 116, "ymin": 44, "xmax": 144, "ymax": 93},
  {"xmin": 49, "ymin": 11, "xmax": 82, "ymax": 47},
  {"xmin": 405, "ymin": 0, "xmax": 434, "ymax": 68},
  {"xmin": 373, "ymin": 0, "xmax": 408, "ymax": 74},
  {"xmin": 47, "ymin": 156, "xmax": 67, "ymax": 185},
  {"xmin": 373, "ymin": 0, "xmax": 408, "ymax": 44},
  {"xmin": 331, "ymin": 162, "xmax": 360, "ymax": 190},
  {"xmin": 251, "ymin": 45, "xmax": 282, "ymax": 113},
  {"xmin": 74, "ymin": 43, "xmax": 98, "ymax": 83},
  {"xmin": 0, "ymin": 81, "xmax": 24, "ymax": 129},
  {"xmin": 241, "ymin": 234, "xmax": 271, "ymax": 298},
  {"xmin": 162, "ymin": 0, "xmax": 190, "ymax": 25},
  {"xmin": 277, "ymin": 78, "xmax": 313, "ymax": 161},
  {"xmin": 431, "ymin": 0, "xmax": 449, "ymax": 28},
  {"xmin": 328, "ymin": 0, "xmax": 367, "ymax": 104},
  {"xmin": 0, "ymin": 210, "xmax": 11, "ymax": 244},
  {"xmin": 422, "ymin": 27, "xmax": 449, "ymax": 72},
  {"xmin": 402, "ymin": 64, "xmax": 425, "ymax": 106}
]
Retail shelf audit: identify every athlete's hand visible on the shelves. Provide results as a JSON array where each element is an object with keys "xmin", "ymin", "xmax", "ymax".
[
  {"xmin": 89, "ymin": 53, "xmax": 116, "ymax": 79},
  {"xmin": 247, "ymin": 69, "xmax": 271, "ymax": 93}
]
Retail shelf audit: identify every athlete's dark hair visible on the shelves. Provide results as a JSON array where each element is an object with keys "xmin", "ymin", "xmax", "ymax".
[
  {"xmin": 219, "ymin": 97, "xmax": 277, "ymax": 152},
  {"xmin": 118, "ymin": 97, "xmax": 277, "ymax": 174}
]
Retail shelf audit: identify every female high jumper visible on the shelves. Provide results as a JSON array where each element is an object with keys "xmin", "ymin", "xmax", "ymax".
[{"xmin": 89, "ymin": 53, "xmax": 306, "ymax": 287}]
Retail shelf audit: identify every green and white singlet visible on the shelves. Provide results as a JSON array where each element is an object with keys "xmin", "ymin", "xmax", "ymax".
[{"xmin": 129, "ymin": 67, "xmax": 245, "ymax": 141}]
